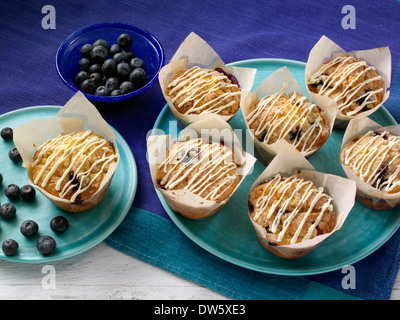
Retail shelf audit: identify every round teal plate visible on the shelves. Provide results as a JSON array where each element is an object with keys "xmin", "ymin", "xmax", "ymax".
[
  {"xmin": 153, "ymin": 58, "xmax": 400, "ymax": 276},
  {"xmin": 0, "ymin": 106, "xmax": 137, "ymax": 263}
]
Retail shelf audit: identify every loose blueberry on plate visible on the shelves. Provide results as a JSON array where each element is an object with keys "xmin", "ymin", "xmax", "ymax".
[
  {"xmin": 5, "ymin": 184, "xmax": 20, "ymax": 200},
  {"xmin": 0, "ymin": 173, "xmax": 3, "ymax": 185},
  {"xmin": 20, "ymin": 185, "xmax": 36, "ymax": 201},
  {"xmin": 93, "ymin": 39, "xmax": 109, "ymax": 51},
  {"xmin": 116, "ymin": 62, "xmax": 132, "ymax": 81},
  {"xmin": 8, "ymin": 147, "xmax": 22, "ymax": 163},
  {"xmin": 50, "ymin": 216, "xmax": 69, "ymax": 234},
  {"xmin": 75, "ymin": 71, "xmax": 90, "ymax": 86},
  {"xmin": 120, "ymin": 81, "xmax": 135, "ymax": 94},
  {"xmin": 105, "ymin": 77, "xmax": 120, "ymax": 92},
  {"xmin": 1, "ymin": 127, "xmax": 13, "ymax": 141},
  {"xmin": 79, "ymin": 43, "xmax": 92, "ymax": 58},
  {"xmin": 101, "ymin": 59, "xmax": 117, "ymax": 77},
  {"xmin": 20, "ymin": 220, "xmax": 39, "ymax": 237},
  {"xmin": 129, "ymin": 68, "xmax": 147, "ymax": 88},
  {"xmin": 95, "ymin": 86, "xmax": 109, "ymax": 96},
  {"xmin": 1, "ymin": 203, "xmax": 17, "ymax": 220},
  {"xmin": 90, "ymin": 45, "xmax": 108, "ymax": 64},
  {"xmin": 2, "ymin": 238, "xmax": 18, "ymax": 256},
  {"xmin": 130, "ymin": 57, "xmax": 144, "ymax": 70},
  {"xmin": 36, "ymin": 235, "xmax": 56, "ymax": 255},
  {"xmin": 118, "ymin": 33, "xmax": 132, "ymax": 49},
  {"xmin": 80, "ymin": 79, "xmax": 97, "ymax": 94}
]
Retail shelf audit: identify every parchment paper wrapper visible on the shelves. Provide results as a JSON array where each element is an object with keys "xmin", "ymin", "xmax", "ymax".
[
  {"xmin": 340, "ymin": 117, "xmax": 400, "ymax": 210},
  {"xmin": 240, "ymin": 66, "xmax": 337, "ymax": 166},
  {"xmin": 305, "ymin": 35, "xmax": 391, "ymax": 129},
  {"xmin": 159, "ymin": 32, "xmax": 257, "ymax": 128},
  {"xmin": 147, "ymin": 116, "xmax": 257, "ymax": 219},
  {"xmin": 13, "ymin": 91, "xmax": 120, "ymax": 213},
  {"xmin": 248, "ymin": 145, "xmax": 356, "ymax": 259}
]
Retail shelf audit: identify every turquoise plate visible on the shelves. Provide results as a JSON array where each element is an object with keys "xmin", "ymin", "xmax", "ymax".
[
  {"xmin": 153, "ymin": 58, "xmax": 400, "ymax": 276},
  {"xmin": 0, "ymin": 106, "xmax": 137, "ymax": 263}
]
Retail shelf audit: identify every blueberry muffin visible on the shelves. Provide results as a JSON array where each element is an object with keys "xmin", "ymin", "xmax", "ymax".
[
  {"xmin": 31, "ymin": 130, "xmax": 118, "ymax": 205},
  {"xmin": 340, "ymin": 130, "xmax": 400, "ymax": 195},
  {"xmin": 248, "ymin": 174, "xmax": 335, "ymax": 245},
  {"xmin": 307, "ymin": 56, "xmax": 386, "ymax": 117},
  {"xmin": 156, "ymin": 137, "xmax": 240, "ymax": 202},
  {"xmin": 246, "ymin": 92, "xmax": 330, "ymax": 154},
  {"xmin": 166, "ymin": 66, "xmax": 241, "ymax": 116}
]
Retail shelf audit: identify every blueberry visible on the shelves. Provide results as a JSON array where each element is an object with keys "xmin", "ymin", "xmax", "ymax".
[
  {"xmin": 2, "ymin": 239, "xmax": 18, "ymax": 256},
  {"xmin": 92, "ymin": 39, "xmax": 109, "ymax": 51},
  {"xmin": 105, "ymin": 77, "xmax": 120, "ymax": 92},
  {"xmin": 116, "ymin": 62, "xmax": 132, "ymax": 81},
  {"xmin": 123, "ymin": 49, "xmax": 135, "ymax": 61},
  {"xmin": 109, "ymin": 44, "xmax": 121, "ymax": 57},
  {"xmin": 20, "ymin": 220, "xmax": 39, "ymax": 237},
  {"xmin": 80, "ymin": 79, "xmax": 97, "ymax": 95},
  {"xmin": 75, "ymin": 71, "xmax": 90, "ymax": 86},
  {"xmin": 90, "ymin": 45, "xmax": 108, "ymax": 64},
  {"xmin": 95, "ymin": 86, "xmax": 109, "ymax": 96},
  {"xmin": 1, "ymin": 127, "xmax": 13, "ymax": 141},
  {"xmin": 20, "ymin": 185, "xmax": 36, "ymax": 201},
  {"xmin": 36, "ymin": 235, "xmax": 56, "ymax": 255},
  {"xmin": 130, "ymin": 57, "xmax": 144, "ymax": 70},
  {"xmin": 78, "ymin": 58, "xmax": 91, "ymax": 72},
  {"xmin": 1, "ymin": 203, "xmax": 16, "ymax": 220},
  {"xmin": 8, "ymin": 147, "xmax": 22, "ymax": 163},
  {"xmin": 129, "ymin": 68, "xmax": 147, "ymax": 88},
  {"xmin": 50, "ymin": 216, "xmax": 69, "ymax": 234},
  {"xmin": 79, "ymin": 44, "xmax": 92, "ymax": 58},
  {"xmin": 118, "ymin": 33, "xmax": 132, "ymax": 49},
  {"xmin": 88, "ymin": 63, "xmax": 101, "ymax": 74},
  {"xmin": 0, "ymin": 173, "xmax": 3, "ymax": 185},
  {"xmin": 90, "ymin": 72, "xmax": 106, "ymax": 86},
  {"xmin": 120, "ymin": 81, "xmax": 135, "ymax": 94},
  {"xmin": 5, "ymin": 184, "xmax": 20, "ymax": 200},
  {"xmin": 101, "ymin": 59, "xmax": 117, "ymax": 77},
  {"xmin": 110, "ymin": 89, "xmax": 121, "ymax": 96},
  {"xmin": 113, "ymin": 52, "xmax": 129, "ymax": 64}
]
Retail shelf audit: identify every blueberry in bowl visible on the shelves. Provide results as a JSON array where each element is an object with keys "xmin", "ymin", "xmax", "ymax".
[{"xmin": 56, "ymin": 22, "xmax": 165, "ymax": 103}]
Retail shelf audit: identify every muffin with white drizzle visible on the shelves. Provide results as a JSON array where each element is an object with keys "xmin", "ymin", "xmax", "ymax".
[
  {"xmin": 166, "ymin": 66, "xmax": 241, "ymax": 117},
  {"xmin": 248, "ymin": 174, "xmax": 336, "ymax": 246},
  {"xmin": 246, "ymin": 91, "xmax": 330, "ymax": 155},
  {"xmin": 31, "ymin": 130, "xmax": 118, "ymax": 209},
  {"xmin": 156, "ymin": 137, "xmax": 240, "ymax": 206},
  {"xmin": 307, "ymin": 56, "xmax": 386, "ymax": 118},
  {"xmin": 340, "ymin": 129, "xmax": 400, "ymax": 209}
]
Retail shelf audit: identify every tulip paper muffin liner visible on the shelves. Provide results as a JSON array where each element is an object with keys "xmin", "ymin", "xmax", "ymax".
[
  {"xmin": 240, "ymin": 66, "xmax": 337, "ymax": 166},
  {"xmin": 147, "ymin": 116, "xmax": 257, "ymax": 219},
  {"xmin": 340, "ymin": 117, "xmax": 400, "ymax": 210},
  {"xmin": 158, "ymin": 32, "xmax": 257, "ymax": 128},
  {"xmin": 305, "ymin": 35, "xmax": 391, "ymax": 129},
  {"xmin": 13, "ymin": 91, "xmax": 120, "ymax": 213},
  {"xmin": 248, "ymin": 145, "xmax": 356, "ymax": 259}
]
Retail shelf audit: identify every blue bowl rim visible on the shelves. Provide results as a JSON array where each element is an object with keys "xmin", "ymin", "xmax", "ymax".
[{"xmin": 55, "ymin": 22, "xmax": 165, "ymax": 103}]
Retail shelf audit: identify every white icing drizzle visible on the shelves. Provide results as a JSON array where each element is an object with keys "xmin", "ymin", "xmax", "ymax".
[
  {"xmin": 158, "ymin": 138, "xmax": 238, "ymax": 201},
  {"xmin": 308, "ymin": 56, "xmax": 384, "ymax": 116},
  {"xmin": 252, "ymin": 174, "xmax": 333, "ymax": 244},
  {"xmin": 246, "ymin": 92, "xmax": 324, "ymax": 153},
  {"xmin": 167, "ymin": 66, "xmax": 241, "ymax": 115},
  {"xmin": 343, "ymin": 131, "xmax": 400, "ymax": 192},
  {"xmin": 32, "ymin": 130, "xmax": 118, "ymax": 202}
]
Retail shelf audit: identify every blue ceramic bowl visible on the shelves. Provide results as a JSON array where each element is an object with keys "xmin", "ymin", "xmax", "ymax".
[{"xmin": 56, "ymin": 22, "xmax": 165, "ymax": 103}]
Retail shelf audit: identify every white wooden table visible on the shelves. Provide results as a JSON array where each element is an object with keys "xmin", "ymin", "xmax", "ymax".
[{"xmin": 0, "ymin": 242, "xmax": 399, "ymax": 300}]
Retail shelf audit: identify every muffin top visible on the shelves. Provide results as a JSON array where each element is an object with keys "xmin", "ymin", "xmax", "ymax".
[
  {"xmin": 248, "ymin": 174, "xmax": 335, "ymax": 245},
  {"xmin": 166, "ymin": 66, "xmax": 241, "ymax": 116},
  {"xmin": 31, "ymin": 130, "xmax": 118, "ymax": 204},
  {"xmin": 340, "ymin": 130, "xmax": 400, "ymax": 193},
  {"xmin": 156, "ymin": 138, "xmax": 240, "ymax": 202},
  {"xmin": 307, "ymin": 56, "xmax": 385, "ymax": 117},
  {"xmin": 246, "ymin": 92, "xmax": 330, "ymax": 153}
]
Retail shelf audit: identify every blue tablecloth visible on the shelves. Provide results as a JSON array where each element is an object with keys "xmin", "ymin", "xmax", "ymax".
[{"xmin": 1, "ymin": 0, "xmax": 400, "ymax": 300}]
